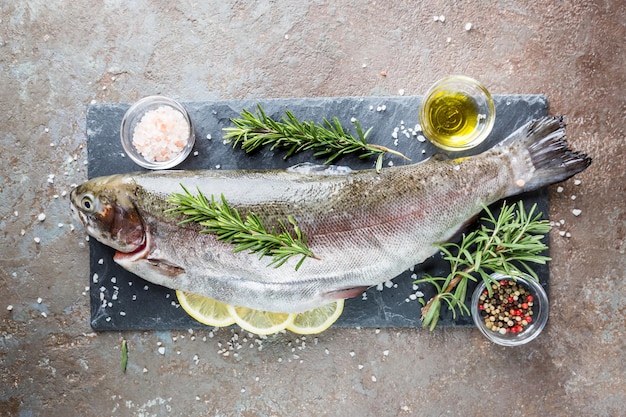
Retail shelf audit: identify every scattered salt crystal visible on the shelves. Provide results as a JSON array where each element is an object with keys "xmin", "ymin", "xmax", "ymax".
[
  {"xmin": 37, "ymin": 297, "xmax": 42, "ymax": 304},
  {"xmin": 158, "ymin": 347, "xmax": 165, "ymax": 355},
  {"xmin": 143, "ymin": 368, "xmax": 148, "ymax": 373},
  {"xmin": 398, "ymin": 88, "xmax": 405, "ymax": 96},
  {"xmin": 44, "ymin": 127, "xmax": 49, "ymax": 133},
  {"xmin": 409, "ymin": 294, "xmax": 418, "ymax": 300},
  {"xmin": 324, "ymin": 348, "xmax": 330, "ymax": 355},
  {"xmin": 574, "ymin": 179, "xmax": 582, "ymax": 185},
  {"xmin": 391, "ymin": 131, "xmax": 398, "ymax": 139},
  {"xmin": 14, "ymin": 211, "xmax": 18, "ymax": 217},
  {"xmin": 206, "ymin": 134, "xmax": 212, "ymax": 140},
  {"xmin": 383, "ymin": 350, "xmax": 389, "ymax": 356},
  {"xmin": 350, "ymin": 117, "xmax": 357, "ymax": 123},
  {"xmin": 384, "ymin": 280, "xmax": 393, "ymax": 288},
  {"xmin": 571, "ymin": 195, "xmax": 577, "ymax": 200},
  {"xmin": 446, "ymin": 37, "xmax": 452, "ymax": 43},
  {"xmin": 98, "ymin": 258, "xmax": 104, "ymax": 265},
  {"xmin": 41, "ymin": 312, "xmax": 47, "ymax": 318},
  {"xmin": 57, "ymin": 223, "xmax": 64, "ymax": 228},
  {"xmin": 358, "ymin": 364, "xmax": 364, "ymax": 370},
  {"xmin": 439, "ymin": 15, "xmax": 445, "ymax": 22},
  {"xmin": 38, "ymin": 213, "xmax": 46, "ymax": 222},
  {"xmin": 557, "ymin": 186, "xmax": 564, "ymax": 193},
  {"xmin": 34, "ymin": 237, "xmax": 41, "ymax": 244},
  {"xmin": 193, "ymin": 151, "xmax": 199, "ymax": 156},
  {"xmin": 7, "ymin": 305, "xmax": 13, "ymax": 311},
  {"xmin": 284, "ymin": 34, "xmax": 289, "ymax": 40},
  {"xmin": 417, "ymin": 135, "xmax": 426, "ymax": 143},
  {"xmin": 433, "ymin": 15, "xmax": 439, "ymax": 21},
  {"xmin": 465, "ymin": 22, "xmax": 473, "ymax": 31},
  {"xmin": 559, "ymin": 231, "xmax": 566, "ymax": 237},
  {"xmin": 349, "ymin": 351, "xmax": 355, "ymax": 357},
  {"xmin": 565, "ymin": 232, "xmax": 572, "ymax": 238},
  {"xmin": 119, "ymin": 311, "xmax": 126, "ymax": 316},
  {"xmin": 387, "ymin": 161, "xmax": 394, "ymax": 167},
  {"xmin": 572, "ymin": 209, "xmax": 582, "ymax": 216},
  {"xmin": 371, "ymin": 376, "xmax": 377, "ymax": 382}
]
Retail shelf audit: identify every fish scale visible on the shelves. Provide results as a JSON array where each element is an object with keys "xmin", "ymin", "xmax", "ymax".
[{"xmin": 70, "ymin": 117, "xmax": 590, "ymax": 313}]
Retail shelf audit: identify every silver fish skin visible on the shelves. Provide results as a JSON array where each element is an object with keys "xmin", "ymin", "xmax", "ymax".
[{"xmin": 70, "ymin": 117, "xmax": 591, "ymax": 313}]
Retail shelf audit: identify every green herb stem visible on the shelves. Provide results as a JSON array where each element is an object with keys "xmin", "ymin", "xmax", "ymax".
[
  {"xmin": 416, "ymin": 201, "xmax": 551, "ymax": 330},
  {"xmin": 167, "ymin": 185, "xmax": 317, "ymax": 270},
  {"xmin": 222, "ymin": 104, "xmax": 409, "ymax": 172}
]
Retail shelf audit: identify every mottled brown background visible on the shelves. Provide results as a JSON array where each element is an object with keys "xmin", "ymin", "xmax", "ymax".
[{"xmin": 0, "ymin": 1, "xmax": 624, "ymax": 416}]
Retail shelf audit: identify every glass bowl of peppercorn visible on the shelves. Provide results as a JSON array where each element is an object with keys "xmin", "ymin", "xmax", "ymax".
[{"xmin": 471, "ymin": 273, "xmax": 549, "ymax": 346}]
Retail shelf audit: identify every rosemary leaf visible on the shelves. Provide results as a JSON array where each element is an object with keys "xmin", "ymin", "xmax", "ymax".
[{"xmin": 166, "ymin": 185, "xmax": 317, "ymax": 270}]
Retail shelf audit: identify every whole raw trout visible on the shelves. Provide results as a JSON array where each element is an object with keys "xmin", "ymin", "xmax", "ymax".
[{"xmin": 70, "ymin": 117, "xmax": 590, "ymax": 313}]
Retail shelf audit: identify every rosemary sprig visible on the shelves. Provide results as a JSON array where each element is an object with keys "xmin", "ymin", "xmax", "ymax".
[
  {"xmin": 222, "ymin": 104, "xmax": 409, "ymax": 172},
  {"xmin": 166, "ymin": 185, "xmax": 317, "ymax": 270},
  {"xmin": 416, "ymin": 201, "xmax": 551, "ymax": 331},
  {"xmin": 121, "ymin": 339, "xmax": 128, "ymax": 373}
]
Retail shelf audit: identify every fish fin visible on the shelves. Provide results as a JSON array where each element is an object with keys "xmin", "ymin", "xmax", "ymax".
[
  {"xmin": 145, "ymin": 258, "xmax": 186, "ymax": 278},
  {"xmin": 324, "ymin": 286, "xmax": 369, "ymax": 300},
  {"xmin": 287, "ymin": 162, "xmax": 353, "ymax": 175},
  {"xmin": 502, "ymin": 116, "xmax": 592, "ymax": 192},
  {"xmin": 428, "ymin": 153, "xmax": 450, "ymax": 162}
]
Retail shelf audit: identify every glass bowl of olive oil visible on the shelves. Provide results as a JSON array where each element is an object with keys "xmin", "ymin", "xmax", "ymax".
[{"xmin": 419, "ymin": 75, "xmax": 495, "ymax": 151}]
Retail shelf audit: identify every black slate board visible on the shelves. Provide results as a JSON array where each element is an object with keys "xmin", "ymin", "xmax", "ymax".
[{"xmin": 85, "ymin": 95, "xmax": 550, "ymax": 331}]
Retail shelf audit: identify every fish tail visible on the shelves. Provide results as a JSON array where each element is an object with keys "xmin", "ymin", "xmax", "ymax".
[{"xmin": 502, "ymin": 116, "xmax": 592, "ymax": 192}]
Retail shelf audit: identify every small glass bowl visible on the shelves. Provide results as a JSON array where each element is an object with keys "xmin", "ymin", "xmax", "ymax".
[
  {"xmin": 471, "ymin": 273, "xmax": 549, "ymax": 346},
  {"xmin": 120, "ymin": 95, "xmax": 195, "ymax": 169},
  {"xmin": 419, "ymin": 75, "xmax": 495, "ymax": 151}
]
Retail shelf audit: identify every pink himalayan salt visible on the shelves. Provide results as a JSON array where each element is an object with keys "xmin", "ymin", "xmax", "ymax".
[{"xmin": 132, "ymin": 105, "xmax": 190, "ymax": 162}]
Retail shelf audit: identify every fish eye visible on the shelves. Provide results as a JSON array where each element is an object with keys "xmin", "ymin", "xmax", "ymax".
[{"xmin": 81, "ymin": 194, "xmax": 95, "ymax": 212}]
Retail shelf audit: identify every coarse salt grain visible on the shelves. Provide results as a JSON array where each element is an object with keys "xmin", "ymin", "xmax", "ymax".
[
  {"xmin": 132, "ymin": 106, "xmax": 190, "ymax": 163},
  {"xmin": 572, "ymin": 209, "xmax": 582, "ymax": 216}
]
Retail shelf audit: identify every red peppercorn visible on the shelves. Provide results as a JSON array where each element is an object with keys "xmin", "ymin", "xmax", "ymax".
[
  {"xmin": 526, "ymin": 295, "xmax": 534, "ymax": 302},
  {"xmin": 525, "ymin": 316, "xmax": 532, "ymax": 323},
  {"xmin": 521, "ymin": 302, "xmax": 529, "ymax": 309},
  {"xmin": 508, "ymin": 296, "xmax": 514, "ymax": 303}
]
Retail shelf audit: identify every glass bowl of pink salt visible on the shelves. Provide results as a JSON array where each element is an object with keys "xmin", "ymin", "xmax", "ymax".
[{"xmin": 120, "ymin": 96, "xmax": 195, "ymax": 169}]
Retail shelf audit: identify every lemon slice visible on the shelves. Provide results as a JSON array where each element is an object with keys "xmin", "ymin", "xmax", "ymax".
[
  {"xmin": 227, "ymin": 304, "xmax": 295, "ymax": 335},
  {"xmin": 176, "ymin": 290, "xmax": 235, "ymax": 327},
  {"xmin": 287, "ymin": 300, "xmax": 344, "ymax": 335}
]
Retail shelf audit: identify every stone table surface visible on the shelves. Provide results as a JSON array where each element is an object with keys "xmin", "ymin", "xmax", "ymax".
[{"xmin": 0, "ymin": 2, "xmax": 624, "ymax": 416}]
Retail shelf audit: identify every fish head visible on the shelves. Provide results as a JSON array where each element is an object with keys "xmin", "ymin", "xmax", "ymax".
[{"xmin": 69, "ymin": 175, "xmax": 145, "ymax": 253}]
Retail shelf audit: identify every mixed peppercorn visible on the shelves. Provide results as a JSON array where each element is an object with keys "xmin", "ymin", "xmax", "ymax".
[{"xmin": 478, "ymin": 279, "xmax": 535, "ymax": 335}]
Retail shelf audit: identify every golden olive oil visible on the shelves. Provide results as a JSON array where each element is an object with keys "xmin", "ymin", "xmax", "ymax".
[{"xmin": 424, "ymin": 91, "xmax": 480, "ymax": 148}]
